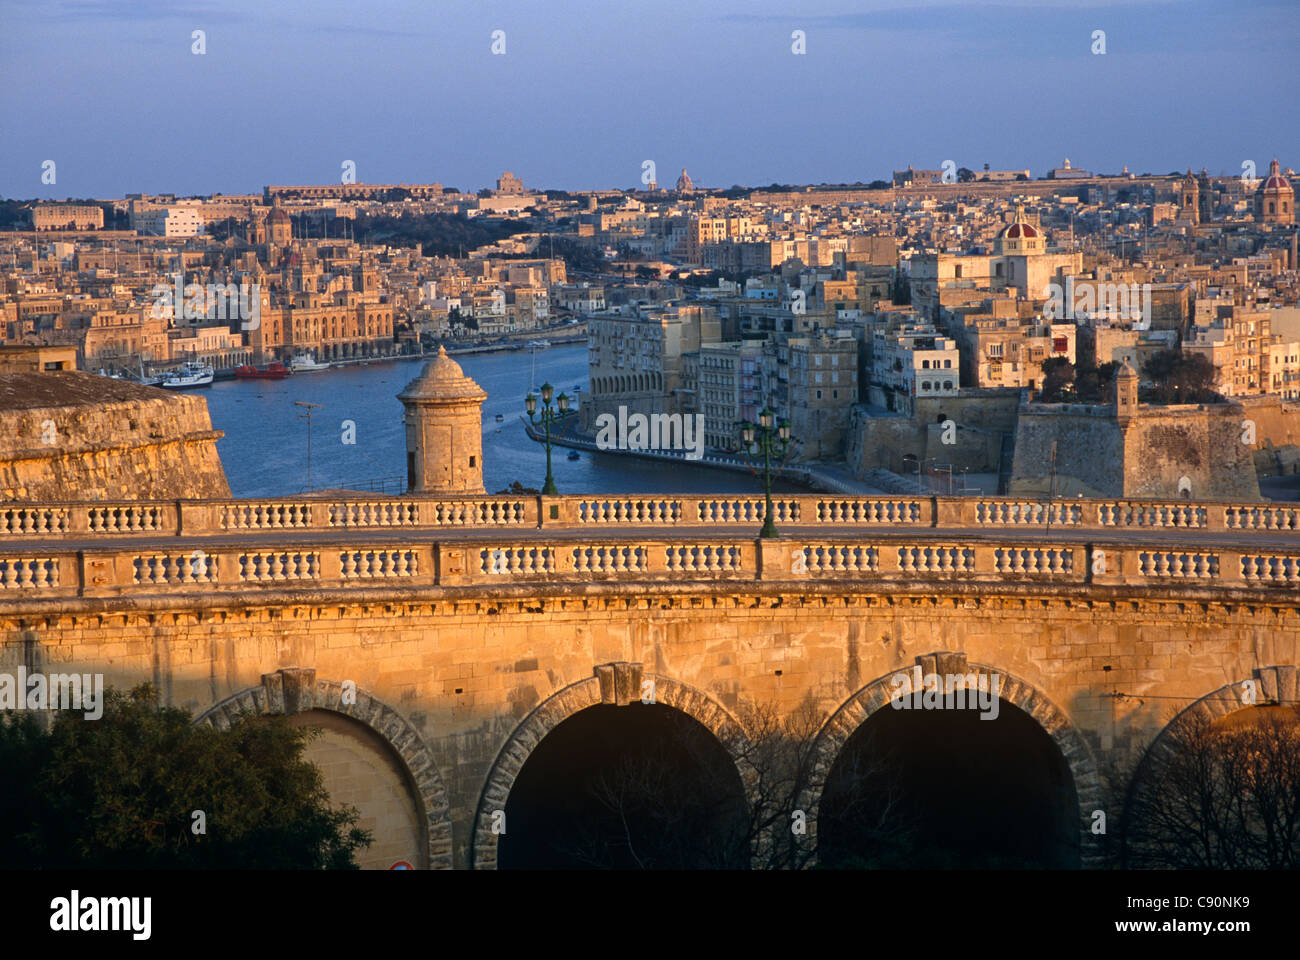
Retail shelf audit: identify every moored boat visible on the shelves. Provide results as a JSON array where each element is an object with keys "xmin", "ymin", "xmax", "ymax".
[
  {"xmin": 160, "ymin": 361, "xmax": 214, "ymax": 389},
  {"xmin": 234, "ymin": 361, "xmax": 291, "ymax": 380},
  {"xmin": 290, "ymin": 352, "xmax": 330, "ymax": 372}
]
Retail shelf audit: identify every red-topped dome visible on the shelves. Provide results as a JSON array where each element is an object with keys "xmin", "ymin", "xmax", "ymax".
[
  {"xmin": 1260, "ymin": 158, "xmax": 1291, "ymax": 191},
  {"xmin": 1000, "ymin": 221, "xmax": 1038, "ymax": 239}
]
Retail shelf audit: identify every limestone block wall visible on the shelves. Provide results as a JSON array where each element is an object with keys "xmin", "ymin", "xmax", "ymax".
[
  {"xmin": 1122, "ymin": 407, "xmax": 1259, "ymax": 500},
  {"xmin": 4, "ymin": 581, "xmax": 1296, "ymax": 869},
  {"xmin": 0, "ymin": 377, "xmax": 229, "ymax": 501},
  {"xmin": 848, "ymin": 393, "xmax": 1019, "ymax": 476},
  {"xmin": 1009, "ymin": 404, "xmax": 1259, "ymax": 500},
  {"xmin": 1009, "ymin": 406, "xmax": 1123, "ymax": 497}
]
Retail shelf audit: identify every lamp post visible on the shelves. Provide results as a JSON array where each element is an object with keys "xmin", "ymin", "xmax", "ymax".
[
  {"xmin": 740, "ymin": 408, "xmax": 791, "ymax": 539},
  {"xmin": 525, "ymin": 381, "xmax": 569, "ymax": 495}
]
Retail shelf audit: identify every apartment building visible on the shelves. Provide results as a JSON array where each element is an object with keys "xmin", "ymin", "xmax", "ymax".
[
  {"xmin": 583, "ymin": 304, "xmax": 720, "ymax": 429},
  {"xmin": 961, "ymin": 318, "xmax": 1076, "ymax": 389},
  {"xmin": 785, "ymin": 333, "xmax": 859, "ymax": 459},
  {"xmin": 697, "ymin": 340, "xmax": 764, "ymax": 451},
  {"xmin": 1184, "ymin": 307, "xmax": 1296, "ymax": 397},
  {"xmin": 871, "ymin": 325, "xmax": 960, "ymax": 414}
]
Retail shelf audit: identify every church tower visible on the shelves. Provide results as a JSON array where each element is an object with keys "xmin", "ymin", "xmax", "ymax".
[
  {"xmin": 1179, "ymin": 170, "xmax": 1200, "ymax": 225},
  {"xmin": 397, "ymin": 347, "xmax": 486, "ymax": 495}
]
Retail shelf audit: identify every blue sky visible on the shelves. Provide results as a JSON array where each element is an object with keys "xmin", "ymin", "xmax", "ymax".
[{"xmin": 1, "ymin": 0, "xmax": 1296, "ymax": 199}]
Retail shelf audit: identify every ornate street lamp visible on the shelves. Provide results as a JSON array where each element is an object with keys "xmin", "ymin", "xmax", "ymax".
[
  {"xmin": 739, "ymin": 408, "xmax": 791, "ymax": 538},
  {"xmin": 525, "ymin": 381, "xmax": 569, "ymax": 495}
]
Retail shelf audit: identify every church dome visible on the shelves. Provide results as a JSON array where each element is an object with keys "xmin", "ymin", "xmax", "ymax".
[
  {"xmin": 267, "ymin": 207, "xmax": 291, "ymax": 224},
  {"xmin": 1000, "ymin": 221, "xmax": 1038, "ymax": 239}
]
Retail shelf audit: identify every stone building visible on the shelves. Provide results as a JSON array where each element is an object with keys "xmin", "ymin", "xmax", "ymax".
[
  {"xmin": 0, "ymin": 371, "xmax": 229, "ymax": 501},
  {"xmin": 398, "ymin": 346, "xmax": 486, "ymax": 495},
  {"xmin": 31, "ymin": 204, "xmax": 103, "ymax": 231}
]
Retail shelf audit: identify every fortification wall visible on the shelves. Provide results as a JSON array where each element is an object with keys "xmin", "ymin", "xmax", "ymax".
[
  {"xmin": 849, "ymin": 393, "xmax": 1020, "ymax": 475},
  {"xmin": 1008, "ymin": 407, "xmax": 1123, "ymax": 497},
  {"xmin": 1240, "ymin": 394, "xmax": 1300, "ymax": 476},
  {"xmin": 1009, "ymin": 403, "xmax": 1260, "ymax": 500},
  {"xmin": 1123, "ymin": 407, "xmax": 1259, "ymax": 500},
  {"xmin": 0, "ymin": 373, "xmax": 229, "ymax": 501}
]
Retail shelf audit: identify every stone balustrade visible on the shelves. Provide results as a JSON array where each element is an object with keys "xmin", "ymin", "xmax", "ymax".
[
  {"xmin": 1, "ymin": 493, "xmax": 1298, "ymax": 540},
  {"xmin": 0, "ymin": 531, "xmax": 1295, "ymax": 602}
]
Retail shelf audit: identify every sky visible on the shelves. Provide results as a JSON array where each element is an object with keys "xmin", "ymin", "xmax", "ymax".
[{"xmin": 1, "ymin": 0, "xmax": 1296, "ymax": 200}]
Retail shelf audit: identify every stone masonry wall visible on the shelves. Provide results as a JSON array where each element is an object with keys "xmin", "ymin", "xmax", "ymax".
[
  {"xmin": 0, "ymin": 374, "xmax": 230, "ymax": 501},
  {"xmin": 6, "ymin": 584, "xmax": 1296, "ymax": 868}
]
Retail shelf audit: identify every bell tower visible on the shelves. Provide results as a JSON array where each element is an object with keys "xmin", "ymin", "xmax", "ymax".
[{"xmin": 397, "ymin": 347, "xmax": 487, "ymax": 495}]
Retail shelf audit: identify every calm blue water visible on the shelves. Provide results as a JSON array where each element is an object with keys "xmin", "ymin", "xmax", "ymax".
[{"xmin": 204, "ymin": 344, "xmax": 781, "ymax": 497}]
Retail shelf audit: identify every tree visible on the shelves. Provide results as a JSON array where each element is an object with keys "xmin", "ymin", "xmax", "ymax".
[
  {"xmin": 0, "ymin": 684, "xmax": 372, "ymax": 869},
  {"xmin": 1015, "ymin": 173, "xmax": 1029, "ymax": 181},
  {"xmin": 1141, "ymin": 350, "xmax": 1223, "ymax": 403},
  {"xmin": 1039, "ymin": 357, "xmax": 1075, "ymax": 402},
  {"xmin": 957, "ymin": 167, "xmax": 976, "ymax": 183},
  {"xmin": 1122, "ymin": 709, "xmax": 1300, "ymax": 869}
]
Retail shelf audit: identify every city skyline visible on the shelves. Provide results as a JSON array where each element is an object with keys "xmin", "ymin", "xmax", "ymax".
[{"xmin": 2, "ymin": 0, "xmax": 1296, "ymax": 199}]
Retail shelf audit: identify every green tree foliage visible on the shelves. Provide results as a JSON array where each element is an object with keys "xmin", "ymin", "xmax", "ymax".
[
  {"xmin": 1141, "ymin": 350, "xmax": 1223, "ymax": 403},
  {"xmin": 0, "ymin": 685, "xmax": 371, "ymax": 869}
]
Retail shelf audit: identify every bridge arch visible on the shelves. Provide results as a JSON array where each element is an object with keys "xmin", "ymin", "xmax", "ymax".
[
  {"xmin": 1142, "ymin": 665, "xmax": 1298, "ymax": 746},
  {"xmin": 1121, "ymin": 664, "xmax": 1299, "ymax": 864},
  {"xmin": 194, "ymin": 668, "xmax": 453, "ymax": 870},
  {"xmin": 804, "ymin": 652, "xmax": 1102, "ymax": 867},
  {"xmin": 470, "ymin": 665, "xmax": 752, "ymax": 869}
]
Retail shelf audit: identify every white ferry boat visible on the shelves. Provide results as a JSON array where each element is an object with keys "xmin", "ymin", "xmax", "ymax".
[
  {"xmin": 160, "ymin": 361, "xmax": 214, "ymax": 389},
  {"xmin": 290, "ymin": 352, "xmax": 330, "ymax": 372}
]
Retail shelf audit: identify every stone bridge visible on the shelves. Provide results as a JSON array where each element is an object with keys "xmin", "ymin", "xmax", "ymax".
[{"xmin": 1, "ymin": 492, "xmax": 1298, "ymax": 868}]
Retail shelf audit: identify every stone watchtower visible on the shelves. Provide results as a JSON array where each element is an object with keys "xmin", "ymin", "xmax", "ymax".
[
  {"xmin": 1113, "ymin": 360, "xmax": 1138, "ymax": 426},
  {"xmin": 397, "ymin": 346, "xmax": 486, "ymax": 495}
]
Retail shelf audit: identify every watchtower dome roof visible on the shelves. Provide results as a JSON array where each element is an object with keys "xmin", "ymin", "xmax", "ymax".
[{"xmin": 397, "ymin": 346, "xmax": 487, "ymax": 403}]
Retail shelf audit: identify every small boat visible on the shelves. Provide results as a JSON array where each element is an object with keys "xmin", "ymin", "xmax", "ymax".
[
  {"xmin": 235, "ymin": 361, "xmax": 291, "ymax": 380},
  {"xmin": 567, "ymin": 450, "xmax": 580, "ymax": 461},
  {"xmin": 290, "ymin": 352, "xmax": 330, "ymax": 372},
  {"xmin": 160, "ymin": 361, "xmax": 214, "ymax": 389},
  {"xmin": 495, "ymin": 414, "xmax": 505, "ymax": 422},
  {"xmin": 527, "ymin": 339, "xmax": 550, "ymax": 349}
]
